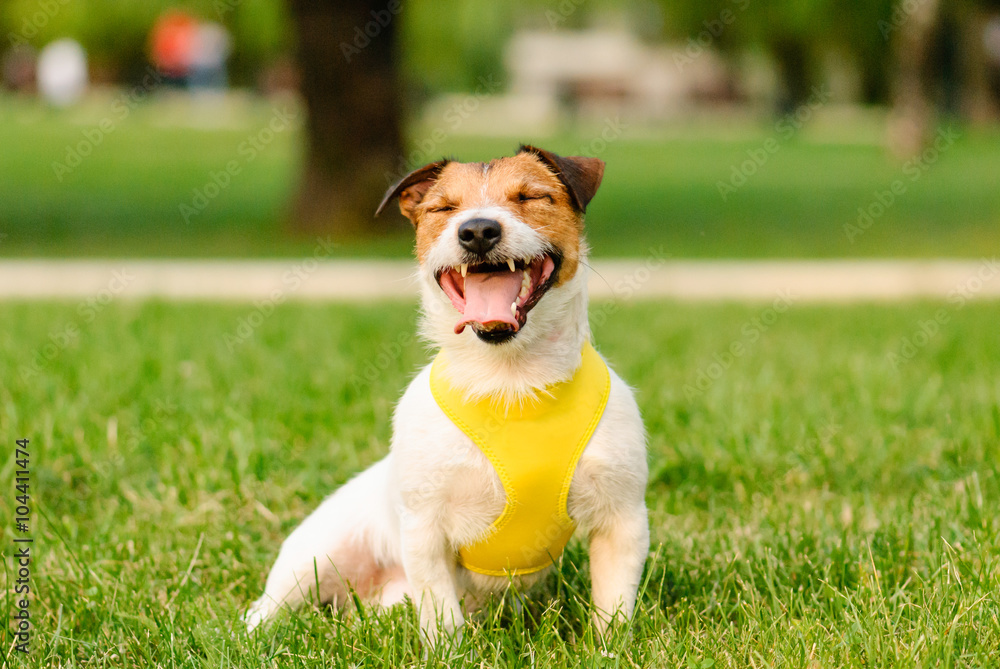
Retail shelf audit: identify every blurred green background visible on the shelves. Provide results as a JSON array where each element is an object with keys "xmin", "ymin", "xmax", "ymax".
[
  {"xmin": 1, "ymin": 0, "xmax": 998, "ymax": 258},
  {"xmin": 3, "ymin": 5, "xmax": 1000, "ymax": 665}
]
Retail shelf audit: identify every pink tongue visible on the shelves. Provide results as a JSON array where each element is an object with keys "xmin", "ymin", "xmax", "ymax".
[{"xmin": 455, "ymin": 271, "xmax": 523, "ymax": 333}]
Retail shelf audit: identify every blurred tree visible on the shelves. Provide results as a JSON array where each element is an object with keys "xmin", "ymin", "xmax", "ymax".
[
  {"xmin": 285, "ymin": 0, "xmax": 404, "ymax": 236},
  {"xmin": 655, "ymin": 0, "xmax": 897, "ymax": 108},
  {"xmin": 746, "ymin": 1, "xmax": 835, "ymax": 109},
  {"xmin": 887, "ymin": 0, "xmax": 943, "ymax": 157},
  {"xmin": 888, "ymin": 0, "xmax": 1000, "ymax": 155},
  {"xmin": 963, "ymin": 0, "xmax": 1000, "ymax": 120},
  {"xmin": 401, "ymin": 0, "xmax": 510, "ymax": 96},
  {"xmin": 284, "ymin": 0, "xmax": 521, "ymax": 236},
  {"xmin": 829, "ymin": 0, "xmax": 897, "ymax": 103}
]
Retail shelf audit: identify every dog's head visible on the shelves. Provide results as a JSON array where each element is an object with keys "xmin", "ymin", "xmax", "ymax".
[{"xmin": 378, "ymin": 145, "xmax": 604, "ymax": 348}]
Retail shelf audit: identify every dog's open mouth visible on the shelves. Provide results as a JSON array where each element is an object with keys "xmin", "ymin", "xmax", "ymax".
[{"xmin": 436, "ymin": 254, "xmax": 560, "ymax": 344}]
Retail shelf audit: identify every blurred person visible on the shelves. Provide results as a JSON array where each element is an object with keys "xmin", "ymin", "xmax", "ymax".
[
  {"xmin": 2, "ymin": 45, "xmax": 36, "ymax": 93},
  {"xmin": 36, "ymin": 39, "xmax": 87, "ymax": 107},
  {"xmin": 189, "ymin": 21, "xmax": 232, "ymax": 91},
  {"xmin": 150, "ymin": 10, "xmax": 197, "ymax": 87}
]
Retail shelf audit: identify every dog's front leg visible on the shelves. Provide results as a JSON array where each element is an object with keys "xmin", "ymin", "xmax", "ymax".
[
  {"xmin": 399, "ymin": 511, "xmax": 464, "ymax": 645},
  {"xmin": 588, "ymin": 502, "xmax": 649, "ymax": 635}
]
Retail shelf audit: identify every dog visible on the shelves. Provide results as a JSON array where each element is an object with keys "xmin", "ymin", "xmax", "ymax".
[{"xmin": 245, "ymin": 145, "xmax": 649, "ymax": 644}]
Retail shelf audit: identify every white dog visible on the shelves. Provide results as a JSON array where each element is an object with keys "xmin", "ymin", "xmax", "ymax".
[{"xmin": 245, "ymin": 146, "xmax": 649, "ymax": 644}]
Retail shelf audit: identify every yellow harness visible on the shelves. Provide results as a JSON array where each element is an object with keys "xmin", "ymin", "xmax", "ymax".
[{"xmin": 429, "ymin": 342, "xmax": 611, "ymax": 576}]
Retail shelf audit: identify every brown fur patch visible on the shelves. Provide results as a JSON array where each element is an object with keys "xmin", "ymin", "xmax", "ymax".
[{"xmin": 410, "ymin": 162, "xmax": 484, "ymax": 263}]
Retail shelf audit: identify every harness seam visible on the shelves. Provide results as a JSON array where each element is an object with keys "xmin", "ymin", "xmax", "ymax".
[{"xmin": 557, "ymin": 344, "xmax": 611, "ymax": 527}]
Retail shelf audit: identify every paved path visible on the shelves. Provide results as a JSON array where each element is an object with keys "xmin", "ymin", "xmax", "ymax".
[{"xmin": 0, "ymin": 259, "xmax": 998, "ymax": 301}]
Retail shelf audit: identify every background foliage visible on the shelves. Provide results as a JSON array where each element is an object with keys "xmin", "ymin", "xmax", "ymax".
[{"xmin": 2, "ymin": 0, "xmax": 911, "ymax": 101}]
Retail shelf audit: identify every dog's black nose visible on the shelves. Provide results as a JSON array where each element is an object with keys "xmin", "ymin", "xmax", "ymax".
[{"xmin": 458, "ymin": 218, "xmax": 502, "ymax": 256}]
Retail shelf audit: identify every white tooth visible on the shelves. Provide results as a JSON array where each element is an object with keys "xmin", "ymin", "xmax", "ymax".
[
  {"xmin": 460, "ymin": 263, "xmax": 468, "ymax": 278},
  {"xmin": 511, "ymin": 302, "xmax": 517, "ymax": 317},
  {"xmin": 507, "ymin": 259, "xmax": 516, "ymax": 272}
]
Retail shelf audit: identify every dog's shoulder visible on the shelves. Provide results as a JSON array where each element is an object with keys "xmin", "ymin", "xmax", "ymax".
[
  {"xmin": 392, "ymin": 362, "xmax": 446, "ymax": 430},
  {"xmin": 390, "ymin": 361, "xmax": 479, "ymax": 462}
]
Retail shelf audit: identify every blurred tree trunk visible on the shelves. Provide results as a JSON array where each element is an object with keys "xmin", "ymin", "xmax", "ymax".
[
  {"xmin": 887, "ymin": 0, "xmax": 941, "ymax": 158},
  {"xmin": 286, "ymin": 0, "xmax": 404, "ymax": 237},
  {"xmin": 961, "ymin": 5, "xmax": 999, "ymax": 122},
  {"xmin": 771, "ymin": 37, "xmax": 814, "ymax": 113}
]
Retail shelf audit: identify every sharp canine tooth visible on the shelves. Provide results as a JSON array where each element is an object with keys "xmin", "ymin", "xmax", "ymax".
[
  {"xmin": 507, "ymin": 259, "xmax": 516, "ymax": 272},
  {"xmin": 460, "ymin": 263, "xmax": 468, "ymax": 278},
  {"xmin": 511, "ymin": 302, "xmax": 517, "ymax": 316}
]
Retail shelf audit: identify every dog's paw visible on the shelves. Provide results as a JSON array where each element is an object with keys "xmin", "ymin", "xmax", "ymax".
[
  {"xmin": 419, "ymin": 605, "xmax": 465, "ymax": 649},
  {"xmin": 243, "ymin": 597, "xmax": 279, "ymax": 633}
]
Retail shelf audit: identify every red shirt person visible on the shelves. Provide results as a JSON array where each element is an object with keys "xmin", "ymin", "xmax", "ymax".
[{"xmin": 150, "ymin": 10, "xmax": 197, "ymax": 83}]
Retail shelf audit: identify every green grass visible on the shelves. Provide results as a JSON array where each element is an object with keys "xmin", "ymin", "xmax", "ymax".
[
  {"xmin": 1, "ymin": 94, "xmax": 999, "ymax": 259},
  {"xmin": 1, "ymin": 299, "xmax": 998, "ymax": 667}
]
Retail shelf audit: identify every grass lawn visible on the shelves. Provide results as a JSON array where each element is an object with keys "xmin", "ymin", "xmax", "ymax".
[
  {"xmin": 1, "ymin": 299, "xmax": 998, "ymax": 667},
  {"xmin": 1, "ymin": 94, "xmax": 999, "ymax": 259}
]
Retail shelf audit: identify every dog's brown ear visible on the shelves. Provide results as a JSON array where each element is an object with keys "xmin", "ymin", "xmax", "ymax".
[
  {"xmin": 518, "ymin": 145, "xmax": 605, "ymax": 212},
  {"xmin": 376, "ymin": 159, "xmax": 450, "ymax": 222}
]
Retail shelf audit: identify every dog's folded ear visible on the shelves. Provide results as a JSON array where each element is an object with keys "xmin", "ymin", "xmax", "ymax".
[
  {"xmin": 518, "ymin": 145, "xmax": 605, "ymax": 213},
  {"xmin": 376, "ymin": 159, "xmax": 450, "ymax": 222}
]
